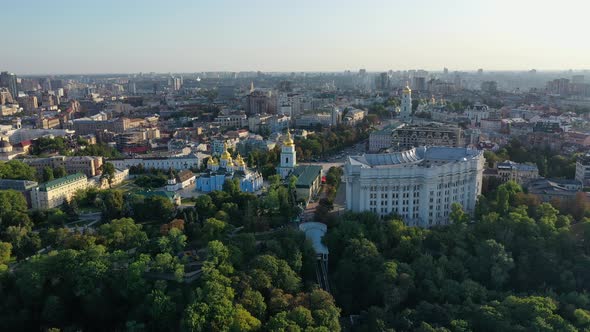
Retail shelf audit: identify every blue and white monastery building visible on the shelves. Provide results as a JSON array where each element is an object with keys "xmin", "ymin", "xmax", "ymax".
[{"xmin": 196, "ymin": 144, "xmax": 263, "ymax": 193}]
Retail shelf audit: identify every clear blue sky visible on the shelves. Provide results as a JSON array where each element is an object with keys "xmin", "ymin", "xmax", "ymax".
[{"xmin": 3, "ymin": 0, "xmax": 589, "ymax": 74}]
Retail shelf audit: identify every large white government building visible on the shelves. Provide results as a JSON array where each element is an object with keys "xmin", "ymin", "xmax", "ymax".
[{"xmin": 343, "ymin": 146, "xmax": 484, "ymax": 227}]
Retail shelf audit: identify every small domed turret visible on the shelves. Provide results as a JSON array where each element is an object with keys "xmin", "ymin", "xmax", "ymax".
[
  {"xmin": 220, "ymin": 143, "xmax": 232, "ymax": 161},
  {"xmin": 283, "ymin": 131, "xmax": 294, "ymax": 147},
  {"xmin": 235, "ymin": 153, "xmax": 246, "ymax": 167}
]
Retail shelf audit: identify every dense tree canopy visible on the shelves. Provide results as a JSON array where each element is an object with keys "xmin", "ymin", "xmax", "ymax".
[
  {"xmin": 0, "ymin": 160, "xmax": 36, "ymax": 181},
  {"xmin": 324, "ymin": 182, "xmax": 590, "ymax": 331}
]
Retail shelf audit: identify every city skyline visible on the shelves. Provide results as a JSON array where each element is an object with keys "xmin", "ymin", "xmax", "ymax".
[{"xmin": 4, "ymin": 0, "xmax": 590, "ymax": 74}]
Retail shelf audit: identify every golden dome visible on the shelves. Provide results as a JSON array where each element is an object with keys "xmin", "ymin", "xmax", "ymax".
[
  {"xmin": 403, "ymin": 85, "xmax": 412, "ymax": 94},
  {"xmin": 235, "ymin": 153, "xmax": 245, "ymax": 167},
  {"xmin": 209, "ymin": 157, "xmax": 219, "ymax": 165},
  {"xmin": 283, "ymin": 131, "xmax": 294, "ymax": 147},
  {"xmin": 220, "ymin": 143, "xmax": 232, "ymax": 160}
]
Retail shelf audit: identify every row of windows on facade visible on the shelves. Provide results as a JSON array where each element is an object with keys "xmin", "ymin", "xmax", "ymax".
[
  {"xmin": 398, "ymin": 136, "xmax": 453, "ymax": 141},
  {"xmin": 368, "ymin": 198, "xmax": 464, "ymax": 211},
  {"xmin": 369, "ymin": 189, "xmax": 465, "ymax": 200},
  {"xmin": 368, "ymin": 180, "xmax": 469, "ymax": 193},
  {"xmin": 369, "ymin": 207, "xmax": 451, "ymax": 221},
  {"xmin": 369, "ymin": 195, "xmax": 465, "ymax": 208}
]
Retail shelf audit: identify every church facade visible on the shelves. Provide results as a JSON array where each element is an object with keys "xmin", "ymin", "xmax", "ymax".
[
  {"xmin": 277, "ymin": 131, "xmax": 323, "ymax": 204},
  {"xmin": 196, "ymin": 145, "xmax": 263, "ymax": 193}
]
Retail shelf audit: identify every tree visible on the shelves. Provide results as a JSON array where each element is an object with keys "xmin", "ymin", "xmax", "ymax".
[
  {"xmin": 145, "ymin": 281, "xmax": 177, "ymax": 331},
  {"xmin": 202, "ymin": 218, "xmax": 227, "ymax": 242},
  {"xmin": 99, "ymin": 190, "xmax": 125, "ymax": 220},
  {"xmin": 98, "ymin": 218, "xmax": 148, "ymax": 251},
  {"xmin": 0, "ymin": 160, "xmax": 36, "ymax": 180},
  {"xmin": 42, "ymin": 166, "xmax": 54, "ymax": 182},
  {"xmin": 158, "ymin": 227, "xmax": 187, "ymax": 254},
  {"xmin": 100, "ymin": 162, "xmax": 116, "ymax": 188},
  {"xmin": 238, "ymin": 288, "xmax": 267, "ymax": 320},
  {"xmin": 0, "ymin": 241, "xmax": 12, "ymax": 266},
  {"xmin": 230, "ymin": 305, "xmax": 261, "ymax": 332},
  {"xmin": 0, "ymin": 190, "xmax": 31, "ymax": 231},
  {"xmin": 144, "ymin": 196, "xmax": 176, "ymax": 223},
  {"xmin": 288, "ymin": 306, "xmax": 315, "ymax": 328},
  {"xmin": 472, "ymin": 239, "xmax": 514, "ymax": 288},
  {"xmin": 450, "ymin": 203, "xmax": 468, "ymax": 224},
  {"xmin": 223, "ymin": 178, "xmax": 240, "ymax": 195},
  {"xmin": 53, "ymin": 165, "xmax": 67, "ymax": 178}
]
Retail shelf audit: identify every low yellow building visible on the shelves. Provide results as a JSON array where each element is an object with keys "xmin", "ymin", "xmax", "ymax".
[{"xmin": 31, "ymin": 173, "xmax": 88, "ymax": 209}]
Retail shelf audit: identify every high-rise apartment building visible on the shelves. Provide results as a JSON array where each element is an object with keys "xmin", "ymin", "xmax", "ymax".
[{"xmin": 0, "ymin": 72, "xmax": 18, "ymax": 99}]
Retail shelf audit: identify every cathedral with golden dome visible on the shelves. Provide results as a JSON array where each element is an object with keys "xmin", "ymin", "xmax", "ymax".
[{"xmin": 195, "ymin": 144, "xmax": 263, "ymax": 193}]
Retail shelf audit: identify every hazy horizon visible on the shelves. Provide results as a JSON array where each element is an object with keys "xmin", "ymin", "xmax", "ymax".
[{"xmin": 4, "ymin": 0, "xmax": 590, "ymax": 75}]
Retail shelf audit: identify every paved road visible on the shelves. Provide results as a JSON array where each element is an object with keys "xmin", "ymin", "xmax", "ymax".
[{"xmin": 332, "ymin": 181, "xmax": 347, "ymax": 215}]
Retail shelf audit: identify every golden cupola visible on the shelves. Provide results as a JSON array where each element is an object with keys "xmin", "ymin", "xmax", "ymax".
[
  {"xmin": 283, "ymin": 131, "xmax": 294, "ymax": 147},
  {"xmin": 235, "ymin": 153, "xmax": 246, "ymax": 167},
  {"xmin": 220, "ymin": 143, "xmax": 232, "ymax": 161}
]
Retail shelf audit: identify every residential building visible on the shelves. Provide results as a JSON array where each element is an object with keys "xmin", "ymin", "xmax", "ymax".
[
  {"xmin": 391, "ymin": 123, "xmax": 464, "ymax": 151},
  {"xmin": 24, "ymin": 156, "xmax": 103, "ymax": 177},
  {"xmin": 481, "ymin": 81, "xmax": 498, "ymax": 93},
  {"xmin": 0, "ymin": 72, "xmax": 18, "ymax": 99},
  {"xmin": 369, "ymin": 123, "xmax": 402, "ymax": 152},
  {"xmin": 575, "ymin": 155, "xmax": 590, "ymax": 186},
  {"xmin": 465, "ymin": 103, "xmax": 491, "ymax": 125},
  {"xmin": 343, "ymin": 147, "xmax": 484, "ymax": 227},
  {"xmin": 246, "ymin": 89, "xmax": 277, "ymax": 115},
  {"xmin": 0, "ymin": 104, "xmax": 21, "ymax": 116},
  {"xmin": 31, "ymin": 173, "xmax": 88, "ymax": 209},
  {"xmin": 295, "ymin": 113, "xmax": 334, "ymax": 128},
  {"xmin": 71, "ymin": 117, "xmax": 130, "ymax": 135},
  {"xmin": 110, "ymin": 154, "xmax": 202, "ymax": 171},
  {"xmin": 495, "ymin": 160, "xmax": 539, "ymax": 185},
  {"xmin": 94, "ymin": 168, "xmax": 129, "ymax": 189},
  {"xmin": 342, "ymin": 108, "xmax": 366, "ymax": 126},
  {"xmin": 212, "ymin": 113, "xmax": 248, "ymax": 129},
  {"xmin": 526, "ymin": 178, "xmax": 582, "ymax": 202},
  {"xmin": 0, "ymin": 87, "xmax": 14, "ymax": 104}
]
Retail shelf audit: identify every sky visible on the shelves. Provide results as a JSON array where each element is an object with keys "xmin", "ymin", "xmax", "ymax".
[{"xmin": 2, "ymin": 0, "xmax": 590, "ymax": 74}]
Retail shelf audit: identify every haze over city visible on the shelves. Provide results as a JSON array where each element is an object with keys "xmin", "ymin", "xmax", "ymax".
[
  {"xmin": 4, "ymin": 0, "xmax": 590, "ymax": 74},
  {"xmin": 4, "ymin": 1, "xmax": 590, "ymax": 331}
]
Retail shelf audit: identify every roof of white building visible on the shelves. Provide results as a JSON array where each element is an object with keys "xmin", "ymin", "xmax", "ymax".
[{"xmin": 348, "ymin": 146, "xmax": 482, "ymax": 168}]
